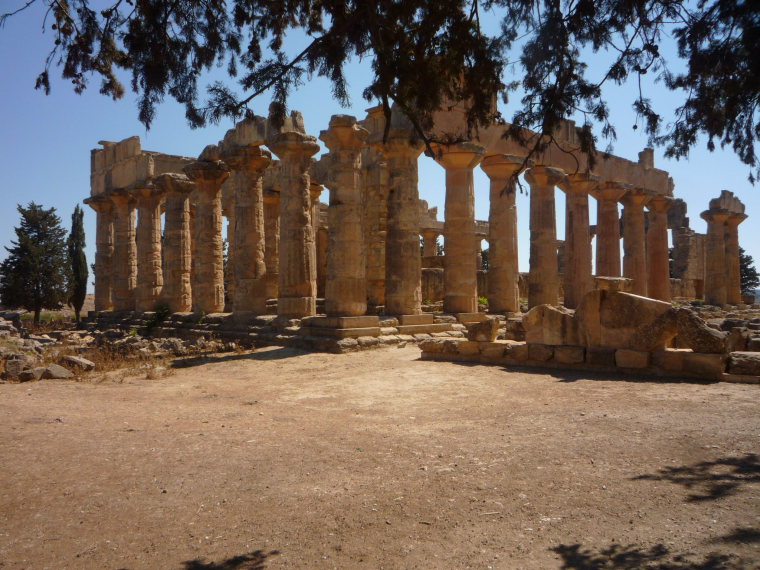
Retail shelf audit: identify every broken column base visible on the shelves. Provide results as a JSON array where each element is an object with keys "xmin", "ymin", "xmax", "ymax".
[{"xmin": 419, "ymin": 338, "xmax": 760, "ymax": 384}]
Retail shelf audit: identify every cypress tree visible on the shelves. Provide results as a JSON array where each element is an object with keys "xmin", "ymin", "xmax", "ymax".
[{"xmin": 68, "ymin": 204, "xmax": 88, "ymax": 322}]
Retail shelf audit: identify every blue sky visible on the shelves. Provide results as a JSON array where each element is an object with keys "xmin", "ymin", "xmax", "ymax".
[{"xmin": 1, "ymin": 2, "xmax": 757, "ymax": 293}]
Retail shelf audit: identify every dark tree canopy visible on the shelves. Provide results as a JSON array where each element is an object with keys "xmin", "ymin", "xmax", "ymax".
[
  {"xmin": 740, "ymin": 246, "xmax": 760, "ymax": 295},
  {"xmin": 0, "ymin": 203, "xmax": 70, "ymax": 324},
  {"xmin": 67, "ymin": 204, "xmax": 88, "ymax": 322},
  {"xmin": 2, "ymin": 0, "xmax": 759, "ymax": 179}
]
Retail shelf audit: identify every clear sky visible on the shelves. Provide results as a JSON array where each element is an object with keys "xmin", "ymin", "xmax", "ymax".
[{"xmin": 1, "ymin": 3, "xmax": 758, "ymax": 294}]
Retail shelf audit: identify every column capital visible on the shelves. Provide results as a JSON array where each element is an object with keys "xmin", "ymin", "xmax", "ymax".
[
  {"xmin": 431, "ymin": 141, "xmax": 485, "ymax": 170},
  {"xmin": 108, "ymin": 187, "xmax": 135, "ymax": 206},
  {"xmin": 701, "ymin": 209, "xmax": 731, "ymax": 224},
  {"xmin": 221, "ymin": 144, "xmax": 272, "ymax": 174},
  {"xmin": 620, "ymin": 188, "xmax": 652, "ymax": 208},
  {"xmin": 559, "ymin": 172, "xmax": 600, "ymax": 195},
  {"xmin": 129, "ymin": 184, "xmax": 164, "ymax": 203},
  {"xmin": 184, "ymin": 160, "xmax": 230, "ymax": 186},
  {"xmin": 524, "ymin": 165, "xmax": 566, "ymax": 187},
  {"xmin": 309, "ymin": 182, "xmax": 324, "ymax": 202},
  {"xmin": 263, "ymin": 187, "xmax": 280, "ymax": 204},
  {"xmin": 154, "ymin": 172, "xmax": 195, "ymax": 195},
  {"xmin": 646, "ymin": 195, "xmax": 674, "ymax": 213},
  {"xmin": 267, "ymin": 131, "xmax": 320, "ymax": 161},
  {"xmin": 375, "ymin": 131, "xmax": 425, "ymax": 160},
  {"xmin": 590, "ymin": 180, "xmax": 631, "ymax": 202},
  {"xmin": 726, "ymin": 212, "xmax": 748, "ymax": 226},
  {"xmin": 481, "ymin": 154, "xmax": 532, "ymax": 180},
  {"xmin": 319, "ymin": 114, "xmax": 369, "ymax": 151},
  {"xmin": 84, "ymin": 194, "xmax": 113, "ymax": 213}
]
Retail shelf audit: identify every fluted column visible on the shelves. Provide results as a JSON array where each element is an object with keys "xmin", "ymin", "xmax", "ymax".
[
  {"xmin": 109, "ymin": 189, "xmax": 137, "ymax": 311},
  {"xmin": 363, "ymin": 149, "xmax": 389, "ymax": 308},
  {"xmin": 309, "ymin": 181, "xmax": 326, "ymax": 298},
  {"xmin": 646, "ymin": 195, "xmax": 673, "ymax": 301},
  {"xmin": 378, "ymin": 135, "xmax": 424, "ymax": 315},
  {"xmin": 131, "ymin": 186, "xmax": 164, "ymax": 312},
  {"xmin": 154, "ymin": 173, "xmax": 194, "ymax": 312},
  {"xmin": 525, "ymin": 166, "xmax": 565, "ymax": 307},
  {"xmin": 319, "ymin": 115, "xmax": 369, "ymax": 316},
  {"xmin": 591, "ymin": 182, "xmax": 628, "ymax": 277},
  {"xmin": 184, "ymin": 147, "xmax": 230, "ymax": 314},
  {"xmin": 621, "ymin": 189, "xmax": 651, "ymax": 296},
  {"xmin": 421, "ymin": 230, "xmax": 440, "ymax": 258},
  {"xmin": 83, "ymin": 195, "xmax": 115, "ymax": 311},
  {"xmin": 221, "ymin": 180, "xmax": 236, "ymax": 309},
  {"xmin": 223, "ymin": 145, "xmax": 272, "ymax": 313},
  {"xmin": 559, "ymin": 173, "xmax": 597, "ymax": 308},
  {"xmin": 433, "ymin": 142, "xmax": 485, "ymax": 313},
  {"xmin": 702, "ymin": 210, "xmax": 731, "ymax": 305},
  {"xmin": 481, "ymin": 154, "xmax": 525, "ymax": 314},
  {"xmin": 725, "ymin": 213, "xmax": 747, "ymax": 304},
  {"xmin": 263, "ymin": 189, "xmax": 280, "ymax": 301},
  {"xmin": 267, "ymin": 132, "xmax": 320, "ymax": 317}
]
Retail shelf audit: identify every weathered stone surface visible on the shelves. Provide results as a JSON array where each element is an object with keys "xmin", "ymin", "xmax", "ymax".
[
  {"xmin": 675, "ymin": 308, "xmax": 727, "ymax": 354},
  {"xmin": 748, "ymin": 337, "xmax": 760, "ymax": 352},
  {"xmin": 554, "ymin": 346, "xmax": 585, "ymax": 364},
  {"xmin": 524, "ymin": 304, "xmax": 581, "ymax": 346},
  {"xmin": 585, "ymin": 346, "xmax": 616, "ymax": 367},
  {"xmin": 727, "ymin": 351, "xmax": 760, "ymax": 376},
  {"xmin": 621, "ymin": 189, "xmax": 651, "ymax": 296},
  {"xmin": 466, "ymin": 317, "xmax": 500, "ymax": 342},
  {"xmin": 61, "ymin": 355, "xmax": 96, "ymax": 371},
  {"xmin": 481, "ymin": 342, "xmax": 507, "ymax": 360},
  {"xmin": 652, "ymin": 349, "xmax": 689, "ymax": 372},
  {"xmin": 18, "ymin": 367, "xmax": 46, "ymax": 382},
  {"xmin": 559, "ymin": 173, "xmax": 596, "ymax": 308},
  {"xmin": 505, "ymin": 342, "xmax": 529, "ymax": 361},
  {"xmin": 528, "ymin": 343, "xmax": 553, "ymax": 362},
  {"xmin": 725, "ymin": 327, "xmax": 750, "ymax": 352},
  {"xmin": 591, "ymin": 182, "xmax": 628, "ymax": 278},
  {"xmin": 457, "ymin": 341, "xmax": 481, "ymax": 356},
  {"xmin": 42, "ymin": 364, "xmax": 74, "ymax": 380},
  {"xmin": 615, "ymin": 349, "xmax": 650, "ymax": 368}
]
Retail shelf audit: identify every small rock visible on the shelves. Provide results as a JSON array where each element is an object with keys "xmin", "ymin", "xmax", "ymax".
[
  {"xmin": 61, "ymin": 355, "xmax": 95, "ymax": 372},
  {"xmin": 42, "ymin": 364, "xmax": 74, "ymax": 380}
]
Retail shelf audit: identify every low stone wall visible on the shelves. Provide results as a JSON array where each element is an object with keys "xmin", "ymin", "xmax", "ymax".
[{"xmin": 419, "ymin": 338, "xmax": 760, "ymax": 384}]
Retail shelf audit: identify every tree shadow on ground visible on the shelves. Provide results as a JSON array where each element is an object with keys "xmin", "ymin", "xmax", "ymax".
[
  {"xmin": 172, "ymin": 347, "xmax": 308, "ymax": 368},
  {"xmin": 114, "ymin": 549, "xmax": 280, "ymax": 570},
  {"xmin": 712, "ymin": 527, "xmax": 760, "ymax": 544},
  {"xmin": 633, "ymin": 453, "xmax": 760, "ymax": 502},
  {"xmin": 551, "ymin": 542, "xmax": 745, "ymax": 569}
]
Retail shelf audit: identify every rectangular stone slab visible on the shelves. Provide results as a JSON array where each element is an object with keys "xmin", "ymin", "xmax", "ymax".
[
  {"xmin": 456, "ymin": 313, "xmax": 487, "ymax": 323},
  {"xmin": 396, "ymin": 323, "xmax": 453, "ymax": 335},
  {"xmin": 399, "ymin": 314, "xmax": 434, "ymax": 325},
  {"xmin": 298, "ymin": 326, "xmax": 381, "ymax": 338},
  {"xmin": 302, "ymin": 316, "xmax": 380, "ymax": 329}
]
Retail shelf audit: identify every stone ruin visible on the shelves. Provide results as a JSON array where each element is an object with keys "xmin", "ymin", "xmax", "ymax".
[{"xmin": 82, "ymin": 103, "xmax": 759, "ymax": 383}]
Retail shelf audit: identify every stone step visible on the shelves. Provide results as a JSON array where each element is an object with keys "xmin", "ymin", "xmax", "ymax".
[
  {"xmin": 395, "ymin": 323, "xmax": 453, "ymax": 335},
  {"xmin": 298, "ymin": 326, "xmax": 381, "ymax": 339},
  {"xmin": 399, "ymin": 314, "xmax": 434, "ymax": 325},
  {"xmin": 457, "ymin": 312, "xmax": 488, "ymax": 324}
]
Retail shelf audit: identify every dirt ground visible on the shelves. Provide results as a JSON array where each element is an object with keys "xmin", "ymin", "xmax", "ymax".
[{"xmin": 1, "ymin": 345, "xmax": 759, "ymax": 570}]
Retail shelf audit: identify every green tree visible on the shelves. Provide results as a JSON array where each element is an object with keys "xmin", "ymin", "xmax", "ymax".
[
  {"xmin": 67, "ymin": 204, "xmax": 88, "ymax": 322},
  {"xmin": 739, "ymin": 247, "xmax": 760, "ymax": 296},
  {"xmin": 0, "ymin": 203, "xmax": 70, "ymax": 324},
  {"xmin": 2, "ymin": 1, "xmax": 759, "ymax": 180}
]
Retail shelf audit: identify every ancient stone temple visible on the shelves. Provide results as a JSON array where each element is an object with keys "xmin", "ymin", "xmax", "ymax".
[{"xmin": 85, "ymin": 103, "xmax": 751, "ymax": 356}]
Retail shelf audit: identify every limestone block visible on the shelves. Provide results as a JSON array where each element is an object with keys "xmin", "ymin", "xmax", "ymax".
[
  {"xmin": 457, "ymin": 341, "xmax": 481, "ymax": 356},
  {"xmin": 42, "ymin": 364, "xmax": 75, "ymax": 379},
  {"xmin": 615, "ymin": 349, "xmax": 650, "ymax": 368},
  {"xmin": 748, "ymin": 337, "xmax": 760, "ymax": 352},
  {"xmin": 399, "ymin": 314, "xmax": 434, "ymax": 325},
  {"xmin": 18, "ymin": 367, "xmax": 46, "ymax": 382},
  {"xmin": 466, "ymin": 317, "xmax": 500, "ymax": 342},
  {"xmin": 727, "ymin": 352, "xmax": 760, "ymax": 376},
  {"xmin": 61, "ymin": 355, "xmax": 95, "ymax": 372},
  {"xmin": 505, "ymin": 342, "xmax": 529, "ymax": 361},
  {"xmin": 585, "ymin": 346, "xmax": 616, "ymax": 367},
  {"xmin": 442, "ymin": 339, "xmax": 461, "ymax": 354},
  {"xmin": 726, "ymin": 327, "xmax": 750, "ymax": 352},
  {"xmin": 481, "ymin": 342, "xmax": 508, "ymax": 360},
  {"xmin": 652, "ymin": 349, "xmax": 689, "ymax": 372},
  {"xmin": 675, "ymin": 309, "xmax": 727, "ymax": 354},
  {"xmin": 528, "ymin": 343, "xmax": 553, "ymax": 362},
  {"xmin": 419, "ymin": 339, "xmax": 445, "ymax": 354},
  {"xmin": 683, "ymin": 352, "xmax": 726, "ymax": 378},
  {"xmin": 524, "ymin": 304, "xmax": 581, "ymax": 346},
  {"xmin": 554, "ymin": 346, "xmax": 585, "ymax": 364},
  {"xmin": 457, "ymin": 312, "xmax": 488, "ymax": 324}
]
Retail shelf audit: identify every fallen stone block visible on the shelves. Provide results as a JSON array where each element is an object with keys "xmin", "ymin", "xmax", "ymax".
[
  {"xmin": 61, "ymin": 355, "xmax": 96, "ymax": 372},
  {"xmin": 615, "ymin": 349, "xmax": 650, "ymax": 369},
  {"xmin": 675, "ymin": 309, "xmax": 727, "ymax": 354},
  {"xmin": 727, "ymin": 352, "xmax": 760, "ymax": 376},
  {"xmin": 682, "ymin": 352, "xmax": 726, "ymax": 378},
  {"xmin": 42, "ymin": 364, "xmax": 74, "ymax": 380},
  {"xmin": 524, "ymin": 305, "xmax": 581, "ymax": 346},
  {"xmin": 466, "ymin": 317, "xmax": 500, "ymax": 342},
  {"xmin": 725, "ymin": 327, "xmax": 750, "ymax": 352},
  {"xmin": 18, "ymin": 367, "xmax": 46, "ymax": 382},
  {"xmin": 419, "ymin": 339, "xmax": 444, "ymax": 354}
]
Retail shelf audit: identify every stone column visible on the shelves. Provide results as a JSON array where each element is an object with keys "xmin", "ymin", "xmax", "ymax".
[
  {"xmin": 621, "ymin": 188, "xmax": 651, "ymax": 296},
  {"xmin": 363, "ymin": 149, "xmax": 389, "ymax": 308},
  {"xmin": 525, "ymin": 166, "xmax": 565, "ymax": 308},
  {"xmin": 267, "ymin": 132, "xmax": 320, "ymax": 317},
  {"xmin": 154, "ymin": 173, "xmax": 194, "ymax": 313},
  {"xmin": 184, "ymin": 147, "xmax": 230, "ymax": 314},
  {"xmin": 309, "ymin": 181, "xmax": 326, "ymax": 297},
  {"xmin": 701, "ymin": 209, "xmax": 731, "ymax": 305},
  {"xmin": 421, "ymin": 230, "xmax": 440, "ymax": 258},
  {"xmin": 84, "ymin": 195, "xmax": 115, "ymax": 311},
  {"xmin": 725, "ymin": 213, "xmax": 747, "ymax": 304},
  {"xmin": 221, "ymin": 179, "xmax": 236, "ymax": 310},
  {"xmin": 559, "ymin": 173, "xmax": 598, "ymax": 308},
  {"xmin": 433, "ymin": 142, "xmax": 485, "ymax": 314},
  {"xmin": 109, "ymin": 189, "xmax": 137, "ymax": 311},
  {"xmin": 378, "ymin": 135, "xmax": 424, "ymax": 315},
  {"xmin": 480, "ymin": 154, "xmax": 525, "ymax": 314},
  {"xmin": 591, "ymin": 182, "xmax": 628, "ymax": 278},
  {"xmin": 263, "ymin": 188, "xmax": 280, "ymax": 301},
  {"xmin": 319, "ymin": 115, "xmax": 369, "ymax": 316},
  {"xmin": 224, "ymin": 145, "xmax": 272, "ymax": 314},
  {"xmin": 646, "ymin": 195, "xmax": 673, "ymax": 301},
  {"xmin": 131, "ymin": 186, "xmax": 164, "ymax": 312}
]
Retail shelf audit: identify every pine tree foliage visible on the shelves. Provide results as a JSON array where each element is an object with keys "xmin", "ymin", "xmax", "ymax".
[
  {"xmin": 0, "ymin": 203, "xmax": 70, "ymax": 324},
  {"xmin": 67, "ymin": 204, "xmax": 88, "ymax": 322},
  {"xmin": 739, "ymin": 246, "xmax": 760, "ymax": 296},
  {"xmin": 2, "ymin": 1, "xmax": 759, "ymax": 179}
]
